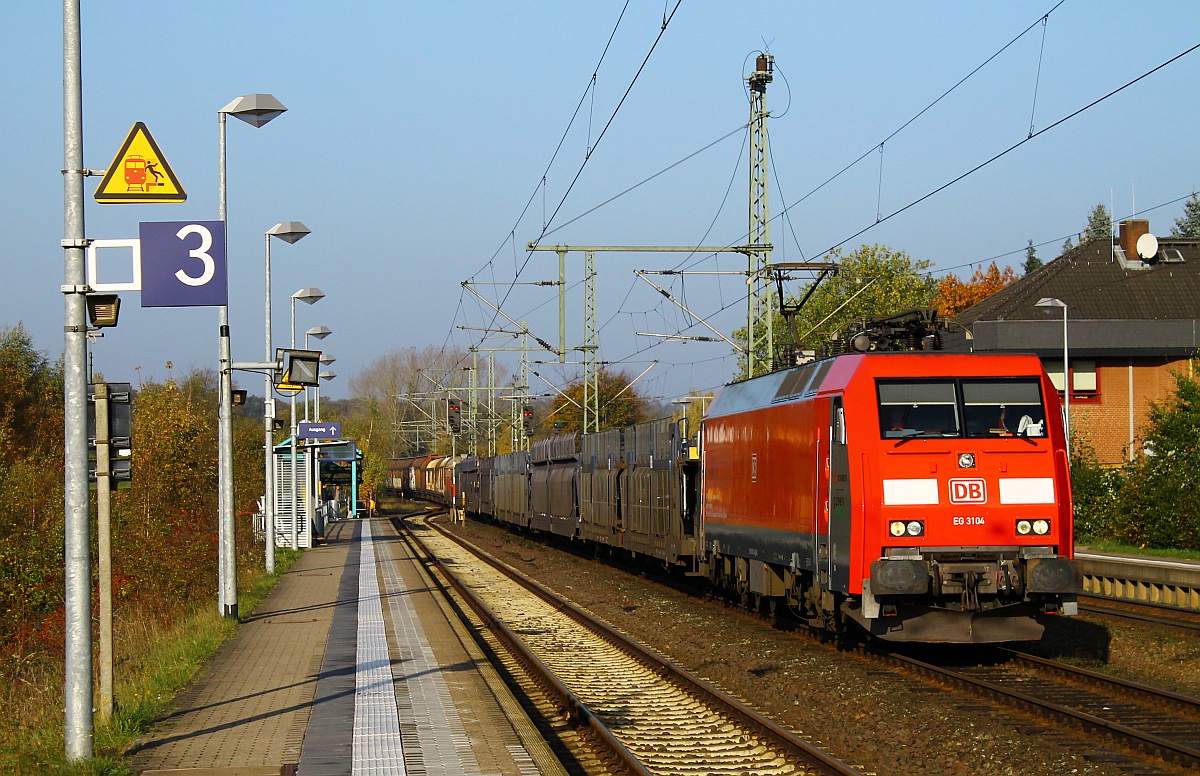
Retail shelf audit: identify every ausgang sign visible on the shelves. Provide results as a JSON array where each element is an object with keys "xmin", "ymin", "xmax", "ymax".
[{"xmin": 298, "ymin": 421, "xmax": 341, "ymax": 440}]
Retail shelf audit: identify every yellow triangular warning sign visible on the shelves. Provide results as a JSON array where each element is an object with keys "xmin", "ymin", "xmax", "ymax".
[
  {"xmin": 274, "ymin": 382, "xmax": 304, "ymax": 396},
  {"xmin": 94, "ymin": 122, "xmax": 186, "ymax": 204}
]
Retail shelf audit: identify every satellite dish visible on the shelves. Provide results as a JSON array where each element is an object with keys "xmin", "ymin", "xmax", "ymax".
[{"xmin": 1136, "ymin": 232, "xmax": 1159, "ymax": 260}]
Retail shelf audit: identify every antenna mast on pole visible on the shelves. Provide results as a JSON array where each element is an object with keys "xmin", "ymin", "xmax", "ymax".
[{"xmin": 747, "ymin": 53, "xmax": 774, "ymax": 378}]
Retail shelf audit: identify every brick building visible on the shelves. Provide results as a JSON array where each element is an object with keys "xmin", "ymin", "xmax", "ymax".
[{"xmin": 947, "ymin": 221, "xmax": 1200, "ymax": 466}]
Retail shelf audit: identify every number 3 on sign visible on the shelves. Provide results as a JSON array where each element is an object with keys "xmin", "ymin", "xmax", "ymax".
[
  {"xmin": 174, "ymin": 223, "xmax": 216, "ymax": 287},
  {"xmin": 139, "ymin": 220, "xmax": 227, "ymax": 308}
]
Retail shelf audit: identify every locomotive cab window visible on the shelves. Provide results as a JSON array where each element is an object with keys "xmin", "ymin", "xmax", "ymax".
[
  {"xmin": 878, "ymin": 381, "xmax": 960, "ymax": 438},
  {"xmin": 961, "ymin": 379, "xmax": 1045, "ymax": 438},
  {"xmin": 877, "ymin": 378, "xmax": 1047, "ymax": 439}
]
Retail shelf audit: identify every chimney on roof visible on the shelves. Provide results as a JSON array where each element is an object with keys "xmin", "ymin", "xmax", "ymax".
[{"xmin": 1119, "ymin": 219, "xmax": 1151, "ymax": 261}]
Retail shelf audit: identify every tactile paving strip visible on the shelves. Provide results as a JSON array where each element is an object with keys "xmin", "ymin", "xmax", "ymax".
[
  {"xmin": 377, "ymin": 534, "xmax": 483, "ymax": 775},
  {"xmin": 353, "ymin": 520, "xmax": 407, "ymax": 775}
]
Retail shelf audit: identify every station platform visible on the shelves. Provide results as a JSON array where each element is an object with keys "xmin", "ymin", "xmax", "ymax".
[{"xmin": 128, "ymin": 516, "xmax": 566, "ymax": 776}]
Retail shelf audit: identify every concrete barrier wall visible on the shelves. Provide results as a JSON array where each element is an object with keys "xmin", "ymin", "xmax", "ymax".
[{"xmin": 1076, "ymin": 552, "xmax": 1200, "ymax": 609}]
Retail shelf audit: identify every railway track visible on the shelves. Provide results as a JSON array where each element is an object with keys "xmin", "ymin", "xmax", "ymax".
[
  {"xmin": 1079, "ymin": 594, "xmax": 1200, "ymax": 635},
  {"xmin": 400, "ymin": 512, "xmax": 864, "ymax": 776},
  {"xmin": 872, "ymin": 644, "xmax": 1200, "ymax": 773}
]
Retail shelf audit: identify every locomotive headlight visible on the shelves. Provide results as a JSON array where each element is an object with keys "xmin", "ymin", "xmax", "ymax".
[
  {"xmin": 905, "ymin": 520, "xmax": 924, "ymax": 537},
  {"xmin": 1016, "ymin": 520, "xmax": 1032, "ymax": 535},
  {"xmin": 1032, "ymin": 519, "xmax": 1050, "ymax": 535},
  {"xmin": 958, "ymin": 453, "xmax": 976, "ymax": 469},
  {"xmin": 889, "ymin": 521, "xmax": 907, "ymax": 537}
]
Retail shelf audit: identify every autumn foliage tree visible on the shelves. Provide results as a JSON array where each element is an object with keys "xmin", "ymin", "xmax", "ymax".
[
  {"xmin": 0, "ymin": 354, "xmax": 266, "ymax": 665},
  {"xmin": 543, "ymin": 367, "xmax": 650, "ymax": 435},
  {"xmin": 734, "ymin": 244, "xmax": 938, "ymax": 377},
  {"xmin": 933, "ymin": 262, "xmax": 1017, "ymax": 317},
  {"xmin": 0, "ymin": 326, "xmax": 64, "ymax": 659}
]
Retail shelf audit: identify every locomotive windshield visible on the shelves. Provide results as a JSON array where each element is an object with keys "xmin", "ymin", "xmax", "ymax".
[
  {"xmin": 961, "ymin": 379, "xmax": 1046, "ymax": 438},
  {"xmin": 878, "ymin": 381, "xmax": 959, "ymax": 438},
  {"xmin": 877, "ymin": 378, "xmax": 1047, "ymax": 439}
]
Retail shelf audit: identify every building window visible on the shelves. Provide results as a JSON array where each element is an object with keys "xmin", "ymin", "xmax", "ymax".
[{"xmin": 1044, "ymin": 359, "xmax": 1099, "ymax": 399}]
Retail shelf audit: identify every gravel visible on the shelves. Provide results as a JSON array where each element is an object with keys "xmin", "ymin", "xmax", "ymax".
[{"xmin": 426, "ymin": 511, "xmax": 1200, "ymax": 776}]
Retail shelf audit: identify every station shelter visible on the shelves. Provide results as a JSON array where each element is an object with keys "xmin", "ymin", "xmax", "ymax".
[
  {"xmin": 273, "ymin": 438, "xmax": 362, "ymax": 548},
  {"xmin": 316, "ymin": 441, "xmax": 363, "ymax": 517},
  {"xmin": 273, "ymin": 437, "xmax": 316, "ymax": 548}
]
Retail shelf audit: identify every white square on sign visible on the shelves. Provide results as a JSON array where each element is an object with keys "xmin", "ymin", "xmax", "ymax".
[{"xmin": 87, "ymin": 239, "xmax": 142, "ymax": 291}]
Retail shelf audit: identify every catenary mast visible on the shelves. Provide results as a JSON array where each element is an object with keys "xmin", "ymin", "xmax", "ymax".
[{"xmin": 747, "ymin": 54, "xmax": 774, "ymax": 377}]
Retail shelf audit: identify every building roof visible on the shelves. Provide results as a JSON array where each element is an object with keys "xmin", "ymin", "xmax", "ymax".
[{"xmin": 950, "ymin": 232, "xmax": 1200, "ymax": 358}]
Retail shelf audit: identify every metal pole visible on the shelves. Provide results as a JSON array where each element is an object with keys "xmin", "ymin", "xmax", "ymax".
[
  {"xmin": 487, "ymin": 353, "xmax": 496, "ymax": 457},
  {"xmin": 557, "ymin": 248, "xmax": 566, "ymax": 362},
  {"xmin": 95, "ymin": 382, "xmax": 113, "ymax": 720},
  {"xmin": 263, "ymin": 234, "xmax": 275, "ymax": 573},
  {"xmin": 1063, "ymin": 306, "xmax": 1071, "ymax": 458},
  {"xmin": 290, "ymin": 297, "xmax": 299, "ymax": 550},
  {"xmin": 217, "ymin": 111, "xmax": 238, "ymax": 619},
  {"xmin": 62, "ymin": 0, "xmax": 93, "ymax": 758}
]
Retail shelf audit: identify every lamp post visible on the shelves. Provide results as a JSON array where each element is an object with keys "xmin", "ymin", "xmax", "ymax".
[
  {"xmin": 1035, "ymin": 297, "xmax": 1070, "ymax": 458},
  {"xmin": 318, "ymin": 353, "xmax": 336, "ymax": 421},
  {"xmin": 304, "ymin": 325, "xmax": 332, "ymax": 420},
  {"xmin": 290, "ymin": 288, "xmax": 325, "ymax": 550},
  {"xmin": 218, "ymin": 93, "xmax": 288, "ymax": 619},
  {"xmin": 262, "ymin": 222, "xmax": 310, "ymax": 573},
  {"xmin": 317, "ymin": 369, "xmax": 337, "ymax": 421},
  {"xmin": 61, "ymin": 1, "xmax": 93, "ymax": 758}
]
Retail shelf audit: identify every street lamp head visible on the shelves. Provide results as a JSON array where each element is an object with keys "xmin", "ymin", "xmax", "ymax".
[
  {"xmin": 268, "ymin": 221, "xmax": 311, "ymax": 244},
  {"xmin": 1034, "ymin": 297, "xmax": 1066, "ymax": 310},
  {"xmin": 220, "ymin": 93, "xmax": 287, "ymax": 127},
  {"xmin": 319, "ymin": 371, "xmax": 337, "ymax": 381},
  {"xmin": 292, "ymin": 287, "xmax": 325, "ymax": 305},
  {"xmin": 306, "ymin": 325, "xmax": 332, "ymax": 340},
  {"xmin": 319, "ymin": 353, "xmax": 336, "ymax": 365}
]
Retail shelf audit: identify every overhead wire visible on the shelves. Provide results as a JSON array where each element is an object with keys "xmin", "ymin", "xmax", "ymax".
[
  {"xmin": 451, "ymin": 5, "xmax": 1194, "ymax": 409},
  {"xmin": 812, "ymin": 41, "xmax": 1200, "ymax": 262},
  {"xmin": 778, "ymin": 1, "xmax": 1068, "ymax": 222},
  {"xmin": 463, "ymin": 1, "xmax": 685, "ymax": 373},
  {"xmin": 438, "ymin": 1, "xmax": 641, "ymax": 386}
]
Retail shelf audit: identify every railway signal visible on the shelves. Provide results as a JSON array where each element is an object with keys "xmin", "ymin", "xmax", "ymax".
[
  {"xmin": 447, "ymin": 399, "xmax": 461, "ymax": 434},
  {"xmin": 522, "ymin": 405, "xmax": 533, "ymax": 437}
]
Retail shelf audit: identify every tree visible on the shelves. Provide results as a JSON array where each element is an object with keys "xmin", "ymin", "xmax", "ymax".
[
  {"xmin": 1084, "ymin": 202, "xmax": 1112, "ymax": 242},
  {"xmin": 545, "ymin": 367, "xmax": 650, "ymax": 434},
  {"xmin": 1061, "ymin": 236, "xmax": 1074, "ymax": 254},
  {"xmin": 1022, "ymin": 239, "xmax": 1043, "ymax": 275},
  {"xmin": 933, "ymin": 262, "xmax": 1018, "ymax": 317},
  {"xmin": 0, "ymin": 326, "xmax": 63, "ymax": 659},
  {"xmin": 346, "ymin": 345, "xmax": 479, "ymax": 458},
  {"xmin": 1171, "ymin": 192, "xmax": 1200, "ymax": 238},
  {"xmin": 733, "ymin": 244, "xmax": 937, "ymax": 378}
]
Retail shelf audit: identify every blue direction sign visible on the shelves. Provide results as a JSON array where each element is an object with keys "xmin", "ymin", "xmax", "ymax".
[
  {"xmin": 299, "ymin": 421, "xmax": 342, "ymax": 440},
  {"xmin": 139, "ymin": 221, "xmax": 227, "ymax": 307}
]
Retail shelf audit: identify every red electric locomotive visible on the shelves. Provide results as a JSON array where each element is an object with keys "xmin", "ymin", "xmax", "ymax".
[{"xmin": 702, "ymin": 350, "xmax": 1080, "ymax": 643}]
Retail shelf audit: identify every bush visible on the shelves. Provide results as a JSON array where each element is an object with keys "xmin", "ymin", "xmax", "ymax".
[
  {"xmin": 1072, "ymin": 369, "xmax": 1200, "ymax": 551},
  {"xmin": 1070, "ymin": 440, "xmax": 1121, "ymax": 542}
]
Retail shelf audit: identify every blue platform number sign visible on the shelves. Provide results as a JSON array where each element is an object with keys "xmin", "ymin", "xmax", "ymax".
[{"xmin": 139, "ymin": 220, "xmax": 228, "ymax": 307}]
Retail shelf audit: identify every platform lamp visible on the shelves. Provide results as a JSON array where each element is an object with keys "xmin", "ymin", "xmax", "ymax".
[
  {"xmin": 262, "ymin": 221, "xmax": 310, "ymax": 573},
  {"xmin": 316, "ymin": 369, "xmax": 336, "ymax": 422},
  {"xmin": 216, "ymin": 92, "xmax": 288, "ymax": 620},
  {"xmin": 1034, "ymin": 297, "xmax": 1070, "ymax": 458},
  {"xmin": 304, "ymin": 325, "xmax": 332, "ymax": 421},
  {"xmin": 289, "ymin": 289, "xmax": 324, "ymax": 551}
]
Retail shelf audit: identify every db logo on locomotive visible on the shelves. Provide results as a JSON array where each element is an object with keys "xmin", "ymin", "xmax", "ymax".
[{"xmin": 949, "ymin": 478, "xmax": 987, "ymax": 504}]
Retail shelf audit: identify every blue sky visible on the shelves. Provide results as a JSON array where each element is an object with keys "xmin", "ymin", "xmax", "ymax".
[{"xmin": 3, "ymin": 2, "xmax": 1198, "ymax": 401}]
